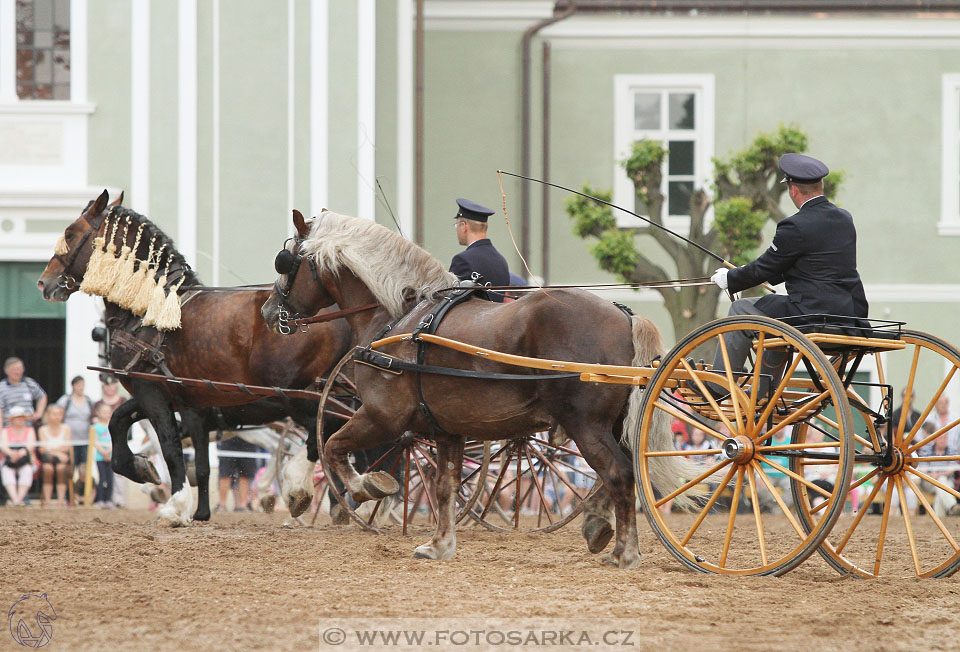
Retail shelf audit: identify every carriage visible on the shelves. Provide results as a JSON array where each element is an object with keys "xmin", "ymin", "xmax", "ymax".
[{"xmin": 39, "ymin": 194, "xmax": 960, "ymax": 578}]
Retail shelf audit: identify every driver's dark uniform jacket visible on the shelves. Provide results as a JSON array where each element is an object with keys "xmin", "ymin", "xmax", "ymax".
[
  {"xmin": 449, "ymin": 238, "xmax": 510, "ymax": 302},
  {"xmin": 726, "ymin": 195, "xmax": 868, "ymax": 321}
]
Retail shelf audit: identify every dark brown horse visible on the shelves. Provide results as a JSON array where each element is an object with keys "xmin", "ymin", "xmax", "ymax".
[
  {"xmin": 261, "ymin": 209, "xmax": 692, "ymax": 567},
  {"xmin": 37, "ymin": 191, "xmax": 354, "ymax": 525}
]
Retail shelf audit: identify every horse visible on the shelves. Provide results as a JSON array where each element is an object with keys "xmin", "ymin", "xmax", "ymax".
[
  {"xmin": 37, "ymin": 190, "xmax": 354, "ymax": 525},
  {"xmin": 260, "ymin": 209, "xmax": 693, "ymax": 567}
]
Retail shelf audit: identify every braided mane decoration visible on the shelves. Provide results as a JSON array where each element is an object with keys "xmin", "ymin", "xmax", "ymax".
[
  {"xmin": 302, "ymin": 210, "xmax": 456, "ymax": 318},
  {"xmin": 75, "ymin": 205, "xmax": 200, "ymax": 330}
]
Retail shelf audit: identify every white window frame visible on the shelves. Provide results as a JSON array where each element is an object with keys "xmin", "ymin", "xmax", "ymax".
[
  {"xmin": 613, "ymin": 73, "xmax": 714, "ymax": 231},
  {"xmin": 940, "ymin": 74, "xmax": 960, "ymax": 236}
]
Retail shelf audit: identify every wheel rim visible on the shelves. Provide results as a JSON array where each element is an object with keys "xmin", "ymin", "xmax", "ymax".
[
  {"xmin": 471, "ymin": 431, "xmax": 600, "ymax": 533},
  {"xmin": 795, "ymin": 330, "xmax": 960, "ymax": 578},
  {"xmin": 317, "ymin": 349, "xmax": 490, "ymax": 535},
  {"xmin": 634, "ymin": 316, "xmax": 854, "ymax": 576}
]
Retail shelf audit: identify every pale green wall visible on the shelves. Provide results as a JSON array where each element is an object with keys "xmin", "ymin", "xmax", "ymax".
[
  {"xmin": 326, "ymin": 1, "xmax": 359, "ymax": 215},
  {"xmin": 147, "ymin": 0, "xmax": 179, "ymax": 240},
  {"xmin": 87, "ymin": 0, "xmax": 132, "ymax": 201}
]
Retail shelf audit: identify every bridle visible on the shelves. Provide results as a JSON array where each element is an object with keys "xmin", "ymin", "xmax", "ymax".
[
  {"xmin": 51, "ymin": 207, "xmax": 110, "ymax": 291},
  {"xmin": 272, "ymin": 235, "xmax": 320, "ymax": 335}
]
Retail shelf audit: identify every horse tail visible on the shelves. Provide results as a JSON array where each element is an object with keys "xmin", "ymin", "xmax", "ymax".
[{"xmin": 621, "ymin": 314, "xmax": 701, "ymax": 508}]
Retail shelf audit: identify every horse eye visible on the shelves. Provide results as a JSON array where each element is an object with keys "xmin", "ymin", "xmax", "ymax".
[{"xmin": 274, "ymin": 249, "xmax": 296, "ymax": 275}]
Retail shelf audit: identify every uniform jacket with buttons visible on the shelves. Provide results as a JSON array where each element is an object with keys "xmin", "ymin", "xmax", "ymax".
[{"xmin": 727, "ymin": 196, "xmax": 868, "ymax": 320}]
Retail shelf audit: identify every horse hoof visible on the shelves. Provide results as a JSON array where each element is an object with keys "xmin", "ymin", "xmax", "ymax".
[
  {"xmin": 136, "ymin": 456, "xmax": 163, "ymax": 485},
  {"xmin": 603, "ymin": 552, "xmax": 641, "ymax": 569},
  {"xmin": 362, "ymin": 471, "xmax": 400, "ymax": 499},
  {"xmin": 330, "ymin": 503, "xmax": 349, "ymax": 525},
  {"xmin": 261, "ymin": 495, "xmax": 276, "ymax": 514},
  {"xmin": 582, "ymin": 516, "xmax": 614, "ymax": 554},
  {"xmin": 193, "ymin": 510, "xmax": 211, "ymax": 522},
  {"xmin": 287, "ymin": 492, "xmax": 312, "ymax": 518},
  {"xmin": 413, "ymin": 544, "xmax": 454, "ymax": 561}
]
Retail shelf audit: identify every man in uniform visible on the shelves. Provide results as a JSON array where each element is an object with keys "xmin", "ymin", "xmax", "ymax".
[
  {"xmin": 709, "ymin": 153, "xmax": 868, "ymax": 379},
  {"xmin": 450, "ymin": 198, "xmax": 510, "ymax": 301}
]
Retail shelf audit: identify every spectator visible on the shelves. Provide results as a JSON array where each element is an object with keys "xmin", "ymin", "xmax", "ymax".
[
  {"xmin": 888, "ymin": 388, "xmax": 921, "ymax": 444},
  {"xmin": 94, "ymin": 377, "xmax": 128, "ymax": 508},
  {"xmin": 1, "ymin": 406, "xmax": 37, "ymax": 506},
  {"xmin": 92, "ymin": 403, "xmax": 114, "ymax": 508},
  {"xmin": 217, "ymin": 434, "xmax": 257, "ymax": 511},
  {"xmin": 0, "ymin": 357, "xmax": 47, "ymax": 427},
  {"xmin": 757, "ymin": 427, "xmax": 793, "ymax": 512},
  {"xmin": 37, "ymin": 405, "xmax": 73, "ymax": 507},
  {"xmin": 927, "ymin": 395, "xmax": 960, "ymax": 452},
  {"xmin": 918, "ymin": 421, "xmax": 960, "ymax": 518},
  {"xmin": 56, "ymin": 375, "xmax": 94, "ymax": 469}
]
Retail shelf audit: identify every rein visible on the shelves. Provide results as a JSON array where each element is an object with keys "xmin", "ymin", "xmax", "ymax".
[{"xmin": 52, "ymin": 211, "xmax": 106, "ymax": 290}]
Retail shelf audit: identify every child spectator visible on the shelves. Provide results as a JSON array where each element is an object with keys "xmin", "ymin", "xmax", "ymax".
[
  {"xmin": 37, "ymin": 405, "xmax": 73, "ymax": 507},
  {"xmin": 1, "ymin": 406, "xmax": 37, "ymax": 506},
  {"xmin": 92, "ymin": 403, "xmax": 114, "ymax": 508}
]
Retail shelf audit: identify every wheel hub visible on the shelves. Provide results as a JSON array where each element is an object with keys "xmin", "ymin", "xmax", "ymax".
[
  {"xmin": 721, "ymin": 435, "xmax": 756, "ymax": 464},
  {"xmin": 881, "ymin": 446, "xmax": 907, "ymax": 475}
]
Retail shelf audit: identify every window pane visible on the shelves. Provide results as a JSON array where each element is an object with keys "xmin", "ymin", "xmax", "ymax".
[
  {"xmin": 668, "ymin": 141, "xmax": 695, "ymax": 176},
  {"xmin": 33, "ymin": 0, "xmax": 53, "ymax": 31},
  {"xmin": 669, "ymin": 93, "xmax": 695, "ymax": 129},
  {"xmin": 668, "ymin": 181, "xmax": 694, "ymax": 216},
  {"xmin": 634, "ymin": 93, "xmax": 661, "ymax": 130},
  {"xmin": 53, "ymin": 0, "xmax": 70, "ymax": 31},
  {"xmin": 16, "ymin": 0, "xmax": 70, "ymax": 100}
]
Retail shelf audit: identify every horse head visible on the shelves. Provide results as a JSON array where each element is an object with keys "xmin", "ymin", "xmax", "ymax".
[
  {"xmin": 37, "ymin": 189, "xmax": 120, "ymax": 301},
  {"xmin": 261, "ymin": 209, "xmax": 333, "ymax": 334}
]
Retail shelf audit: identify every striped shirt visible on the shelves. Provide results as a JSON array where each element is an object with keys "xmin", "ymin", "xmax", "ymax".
[{"xmin": 0, "ymin": 377, "xmax": 46, "ymax": 426}]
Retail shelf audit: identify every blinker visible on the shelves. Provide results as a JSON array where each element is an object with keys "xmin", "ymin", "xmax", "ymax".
[{"xmin": 274, "ymin": 249, "xmax": 296, "ymax": 275}]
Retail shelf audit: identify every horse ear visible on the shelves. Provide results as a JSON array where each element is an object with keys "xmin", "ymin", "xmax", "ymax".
[
  {"xmin": 93, "ymin": 189, "xmax": 110, "ymax": 215},
  {"xmin": 292, "ymin": 209, "xmax": 309, "ymax": 238},
  {"xmin": 109, "ymin": 191, "xmax": 125, "ymax": 207}
]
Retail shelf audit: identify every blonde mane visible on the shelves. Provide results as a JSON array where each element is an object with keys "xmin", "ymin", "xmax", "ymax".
[{"xmin": 302, "ymin": 210, "xmax": 457, "ymax": 318}]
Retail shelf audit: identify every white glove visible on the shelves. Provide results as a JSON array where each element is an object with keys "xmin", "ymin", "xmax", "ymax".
[{"xmin": 711, "ymin": 267, "xmax": 729, "ymax": 290}]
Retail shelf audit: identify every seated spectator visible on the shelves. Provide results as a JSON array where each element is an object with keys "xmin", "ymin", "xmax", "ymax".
[
  {"xmin": 92, "ymin": 403, "xmax": 115, "ymax": 508},
  {"xmin": 918, "ymin": 421, "xmax": 959, "ymax": 518},
  {"xmin": 1, "ymin": 406, "xmax": 37, "ymax": 506},
  {"xmin": 756, "ymin": 426, "xmax": 793, "ymax": 512},
  {"xmin": 37, "ymin": 405, "xmax": 73, "ymax": 507}
]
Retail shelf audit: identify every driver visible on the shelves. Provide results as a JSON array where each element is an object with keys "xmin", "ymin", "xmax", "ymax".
[
  {"xmin": 449, "ymin": 198, "xmax": 510, "ymax": 302},
  {"xmin": 708, "ymin": 153, "xmax": 868, "ymax": 381}
]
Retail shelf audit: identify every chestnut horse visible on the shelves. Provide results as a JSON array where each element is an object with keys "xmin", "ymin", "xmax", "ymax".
[
  {"xmin": 261, "ymin": 210, "xmax": 693, "ymax": 567},
  {"xmin": 37, "ymin": 191, "xmax": 353, "ymax": 525}
]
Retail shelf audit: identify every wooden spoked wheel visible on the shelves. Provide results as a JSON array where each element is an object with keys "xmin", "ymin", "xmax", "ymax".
[
  {"xmin": 794, "ymin": 331, "xmax": 960, "ymax": 578},
  {"xmin": 634, "ymin": 316, "xmax": 854, "ymax": 576},
  {"xmin": 471, "ymin": 431, "xmax": 600, "ymax": 533},
  {"xmin": 317, "ymin": 349, "xmax": 490, "ymax": 535}
]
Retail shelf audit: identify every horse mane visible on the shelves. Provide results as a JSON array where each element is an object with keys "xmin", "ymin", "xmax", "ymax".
[
  {"xmin": 302, "ymin": 210, "xmax": 456, "ymax": 318},
  {"xmin": 106, "ymin": 206, "xmax": 203, "ymax": 288}
]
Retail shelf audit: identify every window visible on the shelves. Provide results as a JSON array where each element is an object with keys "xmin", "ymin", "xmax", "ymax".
[
  {"xmin": 16, "ymin": 0, "xmax": 71, "ymax": 100},
  {"xmin": 613, "ymin": 74, "xmax": 714, "ymax": 229},
  {"xmin": 941, "ymin": 74, "xmax": 960, "ymax": 236}
]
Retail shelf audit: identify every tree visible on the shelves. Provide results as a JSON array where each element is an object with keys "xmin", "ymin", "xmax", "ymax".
[{"xmin": 566, "ymin": 124, "xmax": 844, "ymax": 343}]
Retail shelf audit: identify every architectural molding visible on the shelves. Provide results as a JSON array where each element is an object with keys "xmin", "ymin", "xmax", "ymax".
[
  {"xmin": 357, "ymin": 0, "xmax": 376, "ymax": 221},
  {"xmin": 131, "ymin": 0, "xmax": 150, "ymax": 215},
  {"xmin": 397, "ymin": 0, "xmax": 414, "ymax": 239},
  {"xmin": 178, "ymin": 0, "xmax": 198, "ymax": 267},
  {"xmin": 940, "ymin": 73, "xmax": 960, "ymax": 237},
  {"xmin": 310, "ymin": 0, "xmax": 328, "ymax": 220}
]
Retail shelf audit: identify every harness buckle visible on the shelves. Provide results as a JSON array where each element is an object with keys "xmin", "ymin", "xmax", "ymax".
[{"xmin": 417, "ymin": 313, "xmax": 435, "ymax": 330}]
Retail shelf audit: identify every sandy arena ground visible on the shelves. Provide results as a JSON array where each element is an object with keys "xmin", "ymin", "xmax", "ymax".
[{"xmin": 2, "ymin": 505, "xmax": 958, "ymax": 651}]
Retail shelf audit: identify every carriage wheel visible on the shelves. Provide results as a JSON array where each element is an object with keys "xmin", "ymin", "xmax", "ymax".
[
  {"xmin": 793, "ymin": 331, "xmax": 960, "ymax": 578},
  {"xmin": 634, "ymin": 315, "xmax": 854, "ymax": 576},
  {"xmin": 471, "ymin": 431, "xmax": 600, "ymax": 533},
  {"xmin": 317, "ymin": 349, "xmax": 490, "ymax": 534}
]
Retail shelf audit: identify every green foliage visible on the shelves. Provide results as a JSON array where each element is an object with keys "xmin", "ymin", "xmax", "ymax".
[
  {"xmin": 590, "ymin": 229, "xmax": 638, "ymax": 279},
  {"xmin": 623, "ymin": 141, "xmax": 666, "ymax": 204},
  {"xmin": 565, "ymin": 184, "xmax": 615, "ymax": 238},
  {"xmin": 713, "ymin": 123, "xmax": 811, "ymax": 198},
  {"xmin": 823, "ymin": 170, "xmax": 846, "ymax": 201},
  {"xmin": 713, "ymin": 198, "xmax": 767, "ymax": 266}
]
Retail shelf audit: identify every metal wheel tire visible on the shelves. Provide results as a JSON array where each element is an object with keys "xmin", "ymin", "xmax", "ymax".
[
  {"xmin": 634, "ymin": 315, "xmax": 854, "ymax": 576},
  {"xmin": 317, "ymin": 349, "xmax": 491, "ymax": 534},
  {"xmin": 794, "ymin": 330, "xmax": 960, "ymax": 578},
  {"xmin": 470, "ymin": 431, "xmax": 600, "ymax": 533}
]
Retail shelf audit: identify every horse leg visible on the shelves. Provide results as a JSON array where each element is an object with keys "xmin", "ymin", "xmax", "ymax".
[
  {"xmin": 567, "ymin": 424, "xmax": 640, "ymax": 569},
  {"xmin": 145, "ymin": 399, "xmax": 193, "ymax": 527},
  {"xmin": 413, "ymin": 435, "xmax": 463, "ymax": 561},
  {"xmin": 181, "ymin": 410, "xmax": 210, "ymax": 522},
  {"xmin": 325, "ymin": 406, "xmax": 402, "ymax": 503},
  {"xmin": 109, "ymin": 399, "xmax": 162, "ymax": 485},
  {"xmin": 581, "ymin": 486, "xmax": 615, "ymax": 553}
]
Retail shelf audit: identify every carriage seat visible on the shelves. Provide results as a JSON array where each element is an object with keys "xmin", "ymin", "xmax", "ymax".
[{"xmin": 779, "ymin": 314, "xmax": 905, "ymax": 354}]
